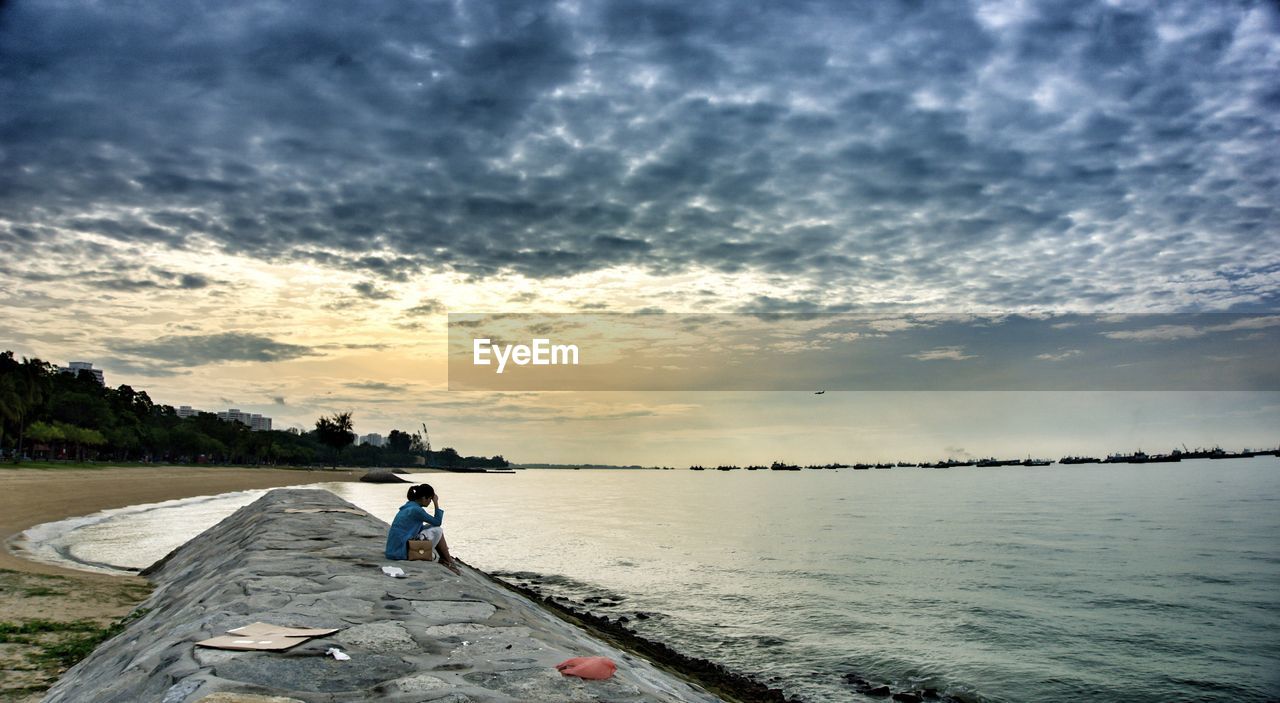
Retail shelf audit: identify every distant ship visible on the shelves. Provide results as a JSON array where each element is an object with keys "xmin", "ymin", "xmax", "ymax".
[
  {"xmin": 1170, "ymin": 446, "xmax": 1268, "ymax": 460},
  {"xmin": 723, "ymin": 444, "xmax": 1276, "ymax": 476},
  {"xmin": 1105, "ymin": 451, "xmax": 1180, "ymax": 464},
  {"xmin": 1173, "ymin": 446, "xmax": 1226, "ymax": 460}
]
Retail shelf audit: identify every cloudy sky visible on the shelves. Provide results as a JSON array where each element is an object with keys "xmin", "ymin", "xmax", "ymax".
[{"xmin": 2, "ymin": 0, "xmax": 1277, "ymax": 463}]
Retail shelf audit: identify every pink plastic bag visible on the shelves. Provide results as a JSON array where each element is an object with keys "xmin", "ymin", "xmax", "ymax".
[{"xmin": 555, "ymin": 656, "xmax": 617, "ymax": 680}]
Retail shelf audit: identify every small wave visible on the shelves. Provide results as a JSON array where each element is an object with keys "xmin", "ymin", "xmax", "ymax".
[
  {"xmin": 1161, "ymin": 674, "xmax": 1268, "ymax": 700},
  {"xmin": 1183, "ymin": 573, "xmax": 1236, "ymax": 585},
  {"xmin": 1084, "ymin": 595, "xmax": 1198, "ymax": 612},
  {"xmin": 12, "ymin": 489, "xmax": 270, "ymax": 575}
]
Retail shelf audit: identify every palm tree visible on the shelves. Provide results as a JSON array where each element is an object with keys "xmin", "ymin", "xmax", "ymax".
[
  {"xmin": 13, "ymin": 358, "xmax": 50, "ymax": 462},
  {"xmin": 0, "ymin": 375, "xmax": 22, "ymax": 459},
  {"xmin": 314, "ymin": 412, "xmax": 355, "ymax": 468}
]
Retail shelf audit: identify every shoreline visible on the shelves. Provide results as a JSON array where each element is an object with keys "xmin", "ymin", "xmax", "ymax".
[
  {"xmin": 1, "ymin": 467, "xmax": 771, "ymax": 703},
  {"xmin": 41, "ymin": 488, "xmax": 727, "ymax": 702},
  {"xmin": 2, "ymin": 467, "xmax": 976, "ymax": 703},
  {"xmin": 0, "ymin": 465, "xmax": 359, "ymax": 702},
  {"xmin": 487, "ymin": 574, "xmax": 963, "ymax": 703},
  {"xmin": 484, "ymin": 572, "xmax": 802, "ymax": 703},
  {"xmin": 0, "ymin": 465, "xmax": 360, "ymax": 579}
]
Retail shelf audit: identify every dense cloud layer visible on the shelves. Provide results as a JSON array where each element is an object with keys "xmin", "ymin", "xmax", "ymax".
[
  {"xmin": 1, "ymin": 0, "xmax": 1278, "ymax": 310},
  {"xmin": 112, "ymin": 333, "xmax": 315, "ymax": 367}
]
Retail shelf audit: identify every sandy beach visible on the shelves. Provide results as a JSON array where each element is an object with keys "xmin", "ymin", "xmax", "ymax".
[
  {"xmin": 0, "ymin": 465, "xmax": 359, "ymax": 701},
  {"xmin": 0, "ymin": 465, "xmax": 361, "ymax": 578}
]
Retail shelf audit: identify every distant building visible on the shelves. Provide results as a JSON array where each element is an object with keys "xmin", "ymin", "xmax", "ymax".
[
  {"xmin": 176, "ymin": 405, "xmax": 199, "ymax": 418},
  {"xmin": 217, "ymin": 408, "xmax": 250, "ymax": 425},
  {"xmin": 60, "ymin": 361, "xmax": 104, "ymax": 386},
  {"xmin": 216, "ymin": 408, "xmax": 273, "ymax": 432},
  {"xmin": 360, "ymin": 433, "xmax": 384, "ymax": 447}
]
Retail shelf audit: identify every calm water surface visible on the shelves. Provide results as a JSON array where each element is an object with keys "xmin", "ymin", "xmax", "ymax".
[{"xmin": 20, "ymin": 459, "xmax": 1280, "ymax": 702}]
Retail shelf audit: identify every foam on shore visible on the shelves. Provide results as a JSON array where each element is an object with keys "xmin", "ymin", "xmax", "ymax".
[{"xmin": 12, "ymin": 489, "xmax": 270, "ymax": 575}]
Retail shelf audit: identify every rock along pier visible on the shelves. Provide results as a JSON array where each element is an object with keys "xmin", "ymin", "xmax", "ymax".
[{"xmin": 42, "ymin": 488, "xmax": 723, "ymax": 703}]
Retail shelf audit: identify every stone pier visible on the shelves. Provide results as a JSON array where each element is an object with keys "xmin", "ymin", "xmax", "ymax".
[{"xmin": 42, "ymin": 488, "xmax": 723, "ymax": 703}]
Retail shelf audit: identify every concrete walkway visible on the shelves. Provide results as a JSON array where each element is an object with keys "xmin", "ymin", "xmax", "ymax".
[{"xmin": 42, "ymin": 488, "xmax": 723, "ymax": 703}]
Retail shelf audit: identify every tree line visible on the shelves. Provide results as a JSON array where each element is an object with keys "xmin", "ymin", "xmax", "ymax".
[{"xmin": 0, "ymin": 351, "xmax": 508, "ymax": 469}]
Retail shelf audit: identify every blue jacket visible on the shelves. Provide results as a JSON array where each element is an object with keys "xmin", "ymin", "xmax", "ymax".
[{"xmin": 385, "ymin": 501, "xmax": 444, "ymax": 559}]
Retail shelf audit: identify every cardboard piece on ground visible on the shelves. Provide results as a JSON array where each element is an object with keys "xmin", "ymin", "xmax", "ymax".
[
  {"xmin": 195, "ymin": 635, "xmax": 312, "ymax": 651},
  {"xmin": 226, "ymin": 622, "xmax": 340, "ymax": 638}
]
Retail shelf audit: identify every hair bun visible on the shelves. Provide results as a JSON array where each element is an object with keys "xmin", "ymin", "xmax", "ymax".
[{"xmin": 407, "ymin": 483, "xmax": 435, "ymax": 501}]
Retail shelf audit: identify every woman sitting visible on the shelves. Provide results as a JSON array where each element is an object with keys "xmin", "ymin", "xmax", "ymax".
[{"xmin": 385, "ymin": 483, "xmax": 460, "ymax": 574}]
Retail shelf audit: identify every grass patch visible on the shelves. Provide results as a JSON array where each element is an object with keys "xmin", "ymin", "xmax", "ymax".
[
  {"xmin": 36, "ymin": 628, "xmax": 118, "ymax": 668},
  {"xmin": 0, "ymin": 609, "xmax": 149, "ymax": 669},
  {"xmin": 20, "ymin": 587, "xmax": 67, "ymax": 597},
  {"xmin": 0, "ymin": 619, "xmax": 103, "ymax": 640}
]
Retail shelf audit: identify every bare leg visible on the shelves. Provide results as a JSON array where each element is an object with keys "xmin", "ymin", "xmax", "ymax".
[{"xmin": 436, "ymin": 535, "xmax": 460, "ymax": 574}]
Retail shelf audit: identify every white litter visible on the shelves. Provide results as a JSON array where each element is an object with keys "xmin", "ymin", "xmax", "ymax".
[
  {"xmin": 381, "ymin": 566, "xmax": 406, "ymax": 578},
  {"xmin": 326, "ymin": 647, "xmax": 351, "ymax": 661}
]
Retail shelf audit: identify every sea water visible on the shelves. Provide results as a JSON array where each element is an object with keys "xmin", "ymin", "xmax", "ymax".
[{"xmin": 17, "ymin": 458, "xmax": 1280, "ymax": 702}]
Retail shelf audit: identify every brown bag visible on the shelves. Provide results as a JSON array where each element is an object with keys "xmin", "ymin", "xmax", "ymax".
[{"xmin": 406, "ymin": 540, "xmax": 435, "ymax": 561}]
